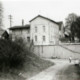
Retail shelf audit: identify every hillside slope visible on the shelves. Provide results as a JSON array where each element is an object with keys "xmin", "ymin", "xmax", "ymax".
[
  {"xmin": 21, "ymin": 52, "xmax": 54, "ymax": 79},
  {"xmin": 0, "ymin": 39, "xmax": 54, "ymax": 80}
]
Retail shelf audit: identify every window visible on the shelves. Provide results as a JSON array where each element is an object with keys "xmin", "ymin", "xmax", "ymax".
[
  {"xmin": 35, "ymin": 35, "xmax": 37, "ymax": 41},
  {"xmin": 27, "ymin": 30, "xmax": 30, "ymax": 33},
  {"xmin": 43, "ymin": 26, "xmax": 45, "ymax": 32},
  {"xmin": 35, "ymin": 26, "xmax": 37, "ymax": 32},
  {"xmin": 27, "ymin": 37, "xmax": 30, "ymax": 42},
  {"xmin": 43, "ymin": 36, "xmax": 46, "ymax": 41}
]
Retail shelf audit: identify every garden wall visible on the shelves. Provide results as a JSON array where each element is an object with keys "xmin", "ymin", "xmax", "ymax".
[{"xmin": 33, "ymin": 43, "xmax": 80, "ymax": 59}]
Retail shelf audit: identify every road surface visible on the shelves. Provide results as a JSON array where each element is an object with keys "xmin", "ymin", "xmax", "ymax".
[{"xmin": 26, "ymin": 59, "xmax": 73, "ymax": 80}]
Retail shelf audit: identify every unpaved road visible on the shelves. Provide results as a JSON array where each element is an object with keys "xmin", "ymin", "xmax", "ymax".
[
  {"xmin": 26, "ymin": 59, "xmax": 72, "ymax": 80},
  {"xmin": 57, "ymin": 61, "xmax": 80, "ymax": 80}
]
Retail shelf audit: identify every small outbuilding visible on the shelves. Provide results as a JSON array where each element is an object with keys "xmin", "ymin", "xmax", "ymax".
[{"xmin": 0, "ymin": 28, "xmax": 9, "ymax": 39}]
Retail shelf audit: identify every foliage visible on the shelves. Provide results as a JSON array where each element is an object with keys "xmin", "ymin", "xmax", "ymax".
[
  {"xmin": 0, "ymin": 38, "xmax": 54, "ymax": 79},
  {"xmin": 59, "ymin": 37, "xmax": 69, "ymax": 42},
  {"xmin": 65, "ymin": 13, "xmax": 77, "ymax": 27},
  {"xmin": 65, "ymin": 13, "xmax": 78, "ymax": 42},
  {"xmin": 0, "ymin": 38, "xmax": 26, "ymax": 72},
  {"xmin": 71, "ymin": 17, "xmax": 80, "ymax": 42}
]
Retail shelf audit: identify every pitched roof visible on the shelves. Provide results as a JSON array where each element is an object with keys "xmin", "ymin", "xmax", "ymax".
[
  {"xmin": 9, "ymin": 24, "xmax": 30, "ymax": 30},
  {"xmin": 29, "ymin": 15, "xmax": 59, "ymax": 25}
]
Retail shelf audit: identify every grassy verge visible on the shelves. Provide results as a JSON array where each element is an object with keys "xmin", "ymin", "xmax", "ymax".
[
  {"xmin": 0, "ymin": 38, "xmax": 54, "ymax": 80},
  {"xmin": 0, "ymin": 52, "xmax": 54, "ymax": 80},
  {"xmin": 19, "ymin": 53, "xmax": 54, "ymax": 79}
]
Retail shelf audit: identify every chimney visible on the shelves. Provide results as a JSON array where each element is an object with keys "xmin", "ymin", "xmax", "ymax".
[{"xmin": 22, "ymin": 19, "xmax": 24, "ymax": 26}]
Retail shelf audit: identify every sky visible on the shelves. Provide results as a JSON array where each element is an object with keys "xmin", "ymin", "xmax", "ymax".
[{"xmin": 1, "ymin": 0, "xmax": 80, "ymax": 29}]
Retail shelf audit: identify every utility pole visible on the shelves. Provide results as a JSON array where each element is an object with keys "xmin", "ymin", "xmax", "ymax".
[
  {"xmin": 22, "ymin": 19, "xmax": 24, "ymax": 26},
  {"xmin": 0, "ymin": 2, "xmax": 3, "ymax": 28},
  {"xmin": 9, "ymin": 15, "xmax": 12, "ymax": 28}
]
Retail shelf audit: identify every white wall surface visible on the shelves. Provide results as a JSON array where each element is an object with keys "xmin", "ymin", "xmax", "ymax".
[
  {"xmin": 30, "ymin": 16, "xmax": 59, "ymax": 45},
  {"xmin": 33, "ymin": 44, "xmax": 80, "ymax": 59},
  {"xmin": 11, "ymin": 29, "xmax": 30, "ymax": 42}
]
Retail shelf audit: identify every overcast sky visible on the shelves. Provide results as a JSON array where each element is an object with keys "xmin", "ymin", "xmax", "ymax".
[{"xmin": 1, "ymin": 0, "xmax": 80, "ymax": 29}]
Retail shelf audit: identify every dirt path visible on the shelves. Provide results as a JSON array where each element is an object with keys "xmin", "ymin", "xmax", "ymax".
[
  {"xmin": 57, "ymin": 61, "xmax": 80, "ymax": 80},
  {"xmin": 26, "ymin": 59, "xmax": 71, "ymax": 80}
]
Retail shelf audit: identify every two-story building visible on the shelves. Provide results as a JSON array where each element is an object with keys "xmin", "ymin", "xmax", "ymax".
[
  {"xmin": 30, "ymin": 15, "xmax": 62, "ymax": 45},
  {"xmin": 9, "ymin": 15, "xmax": 64, "ymax": 45},
  {"xmin": 9, "ymin": 24, "xmax": 30, "ymax": 42}
]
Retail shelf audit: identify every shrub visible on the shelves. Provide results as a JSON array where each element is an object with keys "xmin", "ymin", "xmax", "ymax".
[
  {"xmin": 59, "ymin": 37, "xmax": 69, "ymax": 42},
  {"xmin": 0, "ymin": 38, "xmax": 26, "ymax": 72}
]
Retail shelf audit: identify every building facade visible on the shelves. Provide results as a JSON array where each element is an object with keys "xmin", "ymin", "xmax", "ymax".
[
  {"xmin": 9, "ymin": 24, "xmax": 30, "ymax": 42},
  {"xmin": 9, "ymin": 15, "xmax": 64, "ymax": 45},
  {"xmin": 30, "ymin": 15, "xmax": 60, "ymax": 45}
]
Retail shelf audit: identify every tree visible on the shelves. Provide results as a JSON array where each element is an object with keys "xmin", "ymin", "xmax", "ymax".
[
  {"xmin": 65, "ymin": 13, "xmax": 77, "ymax": 26},
  {"xmin": 65, "ymin": 13, "xmax": 78, "ymax": 42},
  {"xmin": 71, "ymin": 17, "xmax": 80, "ymax": 42},
  {"xmin": 0, "ymin": 2, "xmax": 3, "ymax": 28}
]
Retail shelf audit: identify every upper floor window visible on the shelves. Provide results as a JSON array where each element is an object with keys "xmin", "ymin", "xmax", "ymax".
[
  {"xmin": 35, "ymin": 35, "xmax": 37, "ymax": 41},
  {"xmin": 43, "ymin": 26, "xmax": 45, "ymax": 32},
  {"xmin": 35, "ymin": 26, "xmax": 37, "ymax": 32},
  {"xmin": 43, "ymin": 36, "xmax": 46, "ymax": 41}
]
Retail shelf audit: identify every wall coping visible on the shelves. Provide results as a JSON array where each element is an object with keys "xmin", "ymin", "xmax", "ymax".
[
  {"xmin": 34, "ymin": 43, "xmax": 80, "ymax": 46},
  {"xmin": 59, "ymin": 43, "xmax": 80, "ymax": 45}
]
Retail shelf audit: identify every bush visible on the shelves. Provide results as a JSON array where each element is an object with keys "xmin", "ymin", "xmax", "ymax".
[
  {"xmin": 0, "ymin": 38, "xmax": 26, "ymax": 72},
  {"xmin": 59, "ymin": 37, "xmax": 69, "ymax": 42}
]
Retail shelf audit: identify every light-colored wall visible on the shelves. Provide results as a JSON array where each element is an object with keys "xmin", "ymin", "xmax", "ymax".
[
  {"xmin": 49, "ymin": 21, "xmax": 59, "ymax": 45},
  {"xmin": 33, "ymin": 44, "xmax": 80, "ymax": 59},
  {"xmin": 11, "ymin": 29, "xmax": 30, "ymax": 42},
  {"xmin": 59, "ymin": 23, "xmax": 64, "ymax": 38},
  {"xmin": 30, "ymin": 16, "xmax": 59, "ymax": 45},
  {"xmin": 30, "ymin": 17, "xmax": 49, "ymax": 45}
]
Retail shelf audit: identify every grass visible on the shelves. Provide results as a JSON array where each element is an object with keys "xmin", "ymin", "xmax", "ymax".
[
  {"xmin": 0, "ymin": 52, "xmax": 54, "ymax": 80},
  {"xmin": 0, "ymin": 72, "xmax": 25, "ymax": 80},
  {"xmin": 20, "ymin": 52, "xmax": 54, "ymax": 79},
  {"xmin": 0, "ymin": 39, "xmax": 54, "ymax": 80}
]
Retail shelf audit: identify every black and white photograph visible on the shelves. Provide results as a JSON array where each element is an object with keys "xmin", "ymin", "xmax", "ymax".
[{"xmin": 0, "ymin": 0, "xmax": 80, "ymax": 80}]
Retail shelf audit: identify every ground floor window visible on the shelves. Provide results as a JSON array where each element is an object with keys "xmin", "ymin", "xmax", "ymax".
[
  {"xmin": 35, "ymin": 35, "xmax": 37, "ymax": 41},
  {"xmin": 27, "ymin": 37, "xmax": 30, "ymax": 42},
  {"xmin": 43, "ymin": 36, "xmax": 46, "ymax": 41}
]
